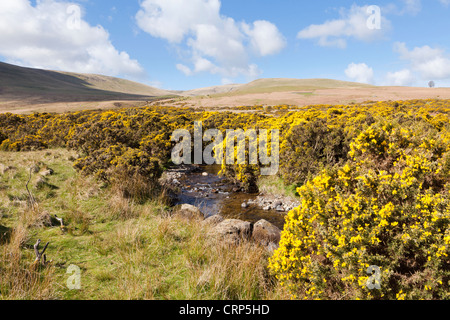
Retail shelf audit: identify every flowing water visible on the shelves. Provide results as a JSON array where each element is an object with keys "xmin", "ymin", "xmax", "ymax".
[{"xmin": 173, "ymin": 165, "xmax": 286, "ymax": 229}]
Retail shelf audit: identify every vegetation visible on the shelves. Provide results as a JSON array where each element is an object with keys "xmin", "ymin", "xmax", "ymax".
[
  {"xmin": 1, "ymin": 98, "xmax": 450, "ymax": 300},
  {"xmin": 0, "ymin": 150, "xmax": 284, "ymax": 299}
]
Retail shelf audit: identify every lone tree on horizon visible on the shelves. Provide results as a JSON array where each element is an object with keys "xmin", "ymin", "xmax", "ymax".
[{"xmin": 429, "ymin": 81, "xmax": 436, "ymax": 88}]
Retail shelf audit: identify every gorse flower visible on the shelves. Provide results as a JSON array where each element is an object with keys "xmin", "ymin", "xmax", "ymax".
[{"xmin": 1, "ymin": 100, "xmax": 450, "ymax": 300}]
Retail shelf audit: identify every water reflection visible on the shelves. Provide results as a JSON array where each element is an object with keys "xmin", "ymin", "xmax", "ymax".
[{"xmin": 174, "ymin": 165, "xmax": 285, "ymax": 229}]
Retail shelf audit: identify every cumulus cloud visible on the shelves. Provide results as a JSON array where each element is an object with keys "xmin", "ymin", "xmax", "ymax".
[
  {"xmin": 136, "ymin": 0, "xmax": 285, "ymax": 81},
  {"xmin": 297, "ymin": 4, "xmax": 390, "ymax": 49},
  {"xmin": 0, "ymin": 0, "xmax": 144, "ymax": 78},
  {"xmin": 394, "ymin": 42, "xmax": 450, "ymax": 80},
  {"xmin": 136, "ymin": 0, "xmax": 221, "ymax": 44},
  {"xmin": 242, "ymin": 20, "xmax": 287, "ymax": 56},
  {"xmin": 385, "ymin": 69, "xmax": 416, "ymax": 86},
  {"xmin": 345, "ymin": 63, "xmax": 374, "ymax": 84}
]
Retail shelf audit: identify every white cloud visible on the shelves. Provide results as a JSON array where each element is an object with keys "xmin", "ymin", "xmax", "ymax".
[
  {"xmin": 136, "ymin": 0, "xmax": 221, "ymax": 44},
  {"xmin": 242, "ymin": 20, "xmax": 287, "ymax": 56},
  {"xmin": 297, "ymin": 4, "xmax": 390, "ymax": 48},
  {"xmin": 345, "ymin": 63, "xmax": 374, "ymax": 84},
  {"xmin": 385, "ymin": 69, "xmax": 416, "ymax": 86},
  {"xmin": 401, "ymin": 0, "xmax": 422, "ymax": 15},
  {"xmin": 176, "ymin": 64, "xmax": 193, "ymax": 76},
  {"xmin": 394, "ymin": 42, "xmax": 450, "ymax": 80},
  {"xmin": 384, "ymin": 0, "xmax": 449, "ymax": 16},
  {"xmin": 136, "ymin": 0, "xmax": 284, "ymax": 81},
  {"xmin": 0, "ymin": 0, "xmax": 144, "ymax": 79}
]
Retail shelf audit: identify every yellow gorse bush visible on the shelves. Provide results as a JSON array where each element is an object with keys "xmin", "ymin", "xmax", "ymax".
[
  {"xmin": 269, "ymin": 117, "xmax": 450, "ymax": 300},
  {"xmin": 1, "ymin": 99, "xmax": 450, "ymax": 299}
]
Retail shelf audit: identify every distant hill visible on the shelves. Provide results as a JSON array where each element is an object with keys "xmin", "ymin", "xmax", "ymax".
[
  {"xmin": 182, "ymin": 83, "xmax": 242, "ymax": 96},
  {"xmin": 0, "ymin": 62, "xmax": 175, "ymax": 105},
  {"xmin": 235, "ymin": 78, "xmax": 373, "ymax": 93},
  {"xmin": 182, "ymin": 78, "xmax": 373, "ymax": 97},
  {"xmin": 5, "ymin": 61, "xmax": 446, "ymax": 114}
]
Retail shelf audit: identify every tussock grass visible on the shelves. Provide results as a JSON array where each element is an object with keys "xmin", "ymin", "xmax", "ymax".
[
  {"xmin": 0, "ymin": 149, "xmax": 286, "ymax": 300},
  {"xmin": 257, "ymin": 175, "xmax": 298, "ymax": 199}
]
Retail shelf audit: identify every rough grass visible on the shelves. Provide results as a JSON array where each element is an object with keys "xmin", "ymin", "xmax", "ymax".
[
  {"xmin": 257, "ymin": 175, "xmax": 298, "ymax": 199},
  {"xmin": 0, "ymin": 149, "xmax": 287, "ymax": 300}
]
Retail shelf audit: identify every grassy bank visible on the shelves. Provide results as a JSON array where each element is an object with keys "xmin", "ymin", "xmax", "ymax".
[{"xmin": 0, "ymin": 149, "xmax": 287, "ymax": 300}]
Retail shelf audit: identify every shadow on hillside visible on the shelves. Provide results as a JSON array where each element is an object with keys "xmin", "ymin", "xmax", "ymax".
[{"xmin": 0, "ymin": 62, "xmax": 176, "ymax": 104}]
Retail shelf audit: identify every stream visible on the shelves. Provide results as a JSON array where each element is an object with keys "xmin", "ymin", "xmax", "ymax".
[{"xmin": 164, "ymin": 165, "xmax": 288, "ymax": 230}]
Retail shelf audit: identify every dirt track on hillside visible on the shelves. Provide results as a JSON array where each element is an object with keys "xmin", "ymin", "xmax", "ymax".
[{"xmin": 1, "ymin": 86, "xmax": 450, "ymax": 114}]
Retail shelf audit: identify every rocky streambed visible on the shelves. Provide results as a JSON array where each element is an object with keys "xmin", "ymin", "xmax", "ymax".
[{"xmin": 160, "ymin": 164, "xmax": 300, "ymax": 230}]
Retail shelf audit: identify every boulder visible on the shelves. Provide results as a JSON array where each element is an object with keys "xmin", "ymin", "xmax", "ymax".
[
  {"xmin": 266, "ymin": 242, "xmax": 279, "ymax": 253},
  {"xmin": 201, "ymin": 214, "xmax": 224, "ymax": 228},
  {"xmin": 252, "ymin": 219, "xmax": 281, "ymax": 246},
  {"xmin": 209, "ymin": 219, "xmax": 253, "ymax": 245},
  {"xmin": 175, "ymin": 204, "xmax": 204, "ymax": 220}
]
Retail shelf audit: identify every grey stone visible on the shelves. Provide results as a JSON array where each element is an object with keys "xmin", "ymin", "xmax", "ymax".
[
  {"xmin": 252, "ymin": 219, "xmax": 281, "ymax": 246},
  {"xmin": 40, "ymin": 169, "xmax": 54, "ymax": 177},
  {"xmin": 175, "ymin": 204, "xmax": 204, "ymax": 220},
  {"xmin": 201, "ymin": 214, "xmax": 225, "ymax": 228},
  {"xmin": 209, "ymin": 219, "xmax": 253, "ymax": 245}
]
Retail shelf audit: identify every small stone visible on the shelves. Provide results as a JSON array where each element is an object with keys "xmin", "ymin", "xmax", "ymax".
[
  {"xmin": 202, "ymin": 172, "xmax": 208, "ymax": 176},
  {"xmin": 35, "ymin": 177, "xmax": 47, "ymax": 189},
  {"xmin": 40, "ymin": 168, "xmax": 54, "ymax": 176},
  {"xmin": 0, "ymin": 164, "xmax": 13, "ymax": 175},
  {"xmin": 241, "ymin": 202, "xmax": 249, "ymax": 209}
]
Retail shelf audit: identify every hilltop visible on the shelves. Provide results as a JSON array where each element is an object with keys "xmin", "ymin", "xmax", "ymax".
[
  {"xmin": 1, "ymin": 61, "xmax": 450, "ymax": 113},
  {"xmin": 0, "ymin": 62, "xmax": 176, "ymax": 112}
]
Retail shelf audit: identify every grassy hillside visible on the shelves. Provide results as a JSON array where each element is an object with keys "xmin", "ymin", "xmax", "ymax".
[
  {"xmin": 184, "ymin": 78, "xmax": 374, "ymax": 97},
  {"xmin": 0, "ymin": 149, "xmax": 285, "ymax": 299},
  {"xmin": 0, "ymin": 62, "xmax": 176, "ymax": 104},
  {"xmin": 239, "ymin": 78, "xmax": 372, "ymax": 91}
]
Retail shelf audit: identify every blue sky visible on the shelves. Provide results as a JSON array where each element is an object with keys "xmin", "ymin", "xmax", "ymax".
[{"xmin": 1, "ymin": 0, "xmax": 450, "ymax": 90}]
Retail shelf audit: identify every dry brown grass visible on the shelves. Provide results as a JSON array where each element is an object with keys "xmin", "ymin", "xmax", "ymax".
[
  {"xmin": 0, "ymin": 149, "xmax": 287, "ymax": 300},
  {"xmin": 0, "ymin": 216, "xmax": 56, "ymax": 300}
]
